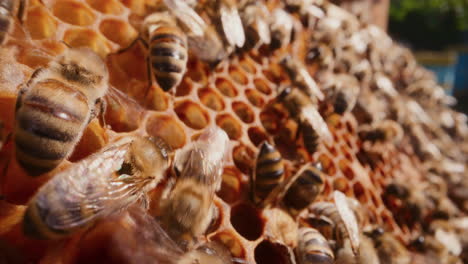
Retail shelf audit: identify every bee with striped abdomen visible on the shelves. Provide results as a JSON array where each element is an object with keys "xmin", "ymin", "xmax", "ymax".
[
  {"xmin": 203, "ymin": 0, "xmax": 245, "ymax": 49},
  {"xmin": 0, "ymin": 0, "xmax": 25, "ymax": 45},
  {"xmin": 141, "ymin": 12, "xmax": 188, "ymax": 92},
  {"xmin": 296, "ymin": 227, "xmax": 334, "ymax": 264},
  {"xmin": 280, "ymin": 55, "xmax": 325, "ymax": 101},
  {"xmin": 308, "ymin": 191, "xmax": 360, "ymax": 255},
  {"xmin": 358, "ymin": 120, "xmax": 403, "ymax": 145},
  {"xmin": 239, "ymin": 0, "xmax": 271, "ymax": 50},
  {"xmin": 280, "ymin": 162, "xmax": 325, "ymax": 216},
  {"xmin": 269, "ymin": 8, "xmax": 294, "ymax": 51},
  {"xmin": 322, "ymin": 74, "xmax": 360, "ymax": 115},
  {"xmin": 14, "ymin": 47, "xmax": 109, "ymax": 176},
  {"xmin": 251, "ymin": 141, "xmax": 285, "ymax": 206},
  {"xmin": 277, "ymin": 86, "xmax": 332, "ymax": 156},
  {"xmin": 160, "ymin": 126, "xmax": 229, "ymax": 248},
  {"xmin": 23, "ymin": 136, "xmax": 170, "ymax": 240},
  {"xmin": 366, "ymin": 228, "xmax": 411, "ymax": 264}
]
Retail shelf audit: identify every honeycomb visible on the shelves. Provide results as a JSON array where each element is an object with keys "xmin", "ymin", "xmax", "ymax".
[{"xmin": 0, "ymin": 0, "xmax": 467, "ymax": 263}]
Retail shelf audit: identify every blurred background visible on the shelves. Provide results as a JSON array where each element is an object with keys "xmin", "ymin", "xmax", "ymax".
[{"xmin": 330, "ymin": 0, "xmax": 468, "ymax": 114}]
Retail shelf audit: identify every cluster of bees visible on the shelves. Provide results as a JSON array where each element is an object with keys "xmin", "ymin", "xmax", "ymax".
[{"xmin": 0, "ymin": 0, "xmax": 466, "ymax": 263}]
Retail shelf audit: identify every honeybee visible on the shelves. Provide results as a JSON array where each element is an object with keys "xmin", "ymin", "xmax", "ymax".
[
  {"xmin": 322, "ymin": 73, "xmax": 360, "ymax": 115},
  {"xmin": 160, "ymin": 126, "xmax": 230, "ymax": 247},
  {"xmin": 14, "ymin": 47, "xmax": 109, "ymax": 176},
  {"xmin": 269, "ymin": 8, "xmax": 294, "ymax": 51},
  {"xmin": 0, "ymin": 0, "xmax": 25, "ymax": 45},
  {"xmin": 384, "ymin": 179, "xmax": 451, "ymax": 229},
  {"xmin": 277, "ymin": 86, "xmax": 332, "ymax": 155},
  {"xmin": 279, "ymin": 162, "xmax": 325, "ymax": 216},
  {"xmin": 138, "ymin": 12, "xmax": 188, "ymax": 92},
  {"xmin": 358, "ymin": 120, "xmax": 403, "ymax": 145},
  {"xmin": 98, "ymin": 206, "xmax": 236, "ymax": 264},
  {"xmin": 203, "ymin": 0, "xmax": 246, "ymax": 49},
  {"xmin": 308, "ymin": 191, "xmax": 360, "ymax": 254},
  {"xmin": 181, "ymin": 241, "xmax": 236, "ymax": 264},
  {"xmin": 280, "ymin": 55, "xmax": 325, "ymax": 101},
  {"xmin": 366, "ymin": 228, "xmax": 411, "ymax": 264},
  {"xmin": 305, "ymin": 41, "xmax": 334, "ymax": 71},
  {"xmin": 239, "ymin": 0, "xmax": 271, "ymax": 49},
  {"xmin": 372, "ymin": 72, "xmax": 398, "ymax": 98},
  {"xmin": 23, "ymin": 136, "xmax": 171, "ymax": 240},
  {"xmin": 251, "ymin": 141, "xmax": 285, "ymax": 205},
  {"xmin": 410, "ymin": 235, "xmax": 462, "ymax": 264},
  {"xmin": 296, "ymin": 227, "xmax": 334, "ymax": 264},
  {"xmin": 147, "ymin": 0, "xmax": 225, "ymax": 67}
]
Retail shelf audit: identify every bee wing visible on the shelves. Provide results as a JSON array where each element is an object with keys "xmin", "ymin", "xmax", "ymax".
[
  {"xmin": 298, "ymin": 67, "xmax": 325, "ymax": 101},
  {"xmin": 188, "ymin": 26, "xmax": 227, "ymax": 64},
  {"xmin": 164, "ymin": 0, "xmax": 206, "ymax": 37},
  {"xmin": 125, "ymin": 207, "xmax": 185, "ymax": 263},
  {"xmin": 35, "ymin": 138, "xmax": 151, "ymax": 230},
  {"xmin": 219, "ymin": 1, "xmax": 245, "ymax": 47},
  {"xmin": 261, "ymin": 163, "xmax": 311, "ymax": 208},
  {"xmin": 255, "ymin": 12, "xmax": 271, "ymax": 44},
  {"xmin": 301, "ymin": 105, "xmax": 332, "ymax": 143},
  {"xmin": 333, "ymin": 191, "xmax": 360, "ymax": 255}
]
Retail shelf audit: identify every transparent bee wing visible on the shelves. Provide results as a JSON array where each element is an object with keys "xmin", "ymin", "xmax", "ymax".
[
  {"xmin": 256, "ymin": 17, "xmax": 271, "ymax": 45},
  {"xmin": 301, "ymin": 105, "xmax": 332, "ymax": 143},
  {"xmin": 164, "ymin": 0, "xmax": 206, "ymax": 37},
  {"xmin": 175, "ymin": 126, "xmax": 229, "ymax": 190},
  {"xmin": 187, "ymin": 26, "xmax": 227, "ymax": 64},
  {"xmin": 124, "ymin": 207, "xmax": 185, "ymax": 264},
  {"xmin": 333, "ymin": 191, "xmax": 360, "ymax": 255},
  {"xmin": 219, "ymin": 1, "xmax": 245, "ymax": 47},
  {"xmin": 33, "ymin": 137, "xmax": 153, "ymax": 231}
]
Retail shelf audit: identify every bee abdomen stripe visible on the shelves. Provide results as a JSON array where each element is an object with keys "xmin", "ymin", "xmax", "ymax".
[
  {"xmin": 152, "ymin": 61, "xmax": 183, "ymax": 73},
  {"xmin": 151, "ymin": 46, "xmax": 186, "ymax": 60},
  {"xmin": 257, "ymin": 168, "xmax": 284, "ymax": 179},
  {"xmin": 257, "ymin": 156, "xmax": 282, "ymax": 166},
  {"xmin": 18, "ymin": 115, "xmax": 76, "ymax": 142},
  {"xmin": 305, "ymin": 238, "xmax": 329, "ymax": 248},
  {"xmin": 303, "ymin": 170, "xmax": 323, "ymax": 183},
  {"xmin": 150, "ymin": 33, "xmax": 185, "ymax": 46},
  {"xmin": 24, "ymin": 96, "xmax": 85, "ymax": 123},
  {"xmin": 15, "ymin": 139, "xmax": 66, "ymax": 160},
  {"xmin": 304, "ymin": 252, "xmax": 334, "ymax": 264}
]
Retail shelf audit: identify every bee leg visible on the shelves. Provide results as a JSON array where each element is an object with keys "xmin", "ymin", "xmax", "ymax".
[
  {"xmin": 96, "ymin": 98, "xmax": 107, "ymax": 128},
  {"xmin": 17, "ymin": 0, "xmax": 27, "ymax": 24},
  {"xmin": 296, "ymin": 121, "xmax": 304, "ymax": 141},
  {"xmin": 139, "ymin": 193, "xmax": 150, "ymax": 210},
  {"xmin": 88, "ymin": 98, "xmax": 107, "ymax": 127},
  {"xmin": 144, "ymin": 55, "xmax": 154, "ymax": 99}
]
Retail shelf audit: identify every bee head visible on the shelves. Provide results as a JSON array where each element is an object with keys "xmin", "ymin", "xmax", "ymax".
[
  {"xmin": 277, "ymin": 86, "xmax": 292, "ymax": 102},
  {"xmin": 365, "ymin": 227, "xmax": 384, "ymax": 240},
  {"xmin": 385, "ymin": 183, "xmax": 409, "ymax": 199},
  {"xmin": 55, "ymin": 48, "xmax": 109, "ymax": 89}
]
